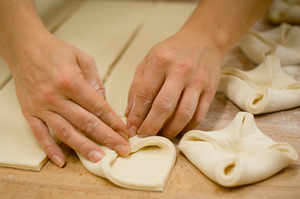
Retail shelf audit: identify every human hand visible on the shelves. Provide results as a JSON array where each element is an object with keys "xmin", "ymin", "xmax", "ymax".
[
  {"xmin": 5, "ymin": 30, "xmax": 130, "ymax": 167},
  {"xmin": 125, "ymin": 30, "xmax": 226, "ymax": 139}
]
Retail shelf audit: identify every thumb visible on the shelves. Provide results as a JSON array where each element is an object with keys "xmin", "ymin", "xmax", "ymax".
[{"xmin": 75, "ymin": 49, "xmax": 106, "ymax": 100}]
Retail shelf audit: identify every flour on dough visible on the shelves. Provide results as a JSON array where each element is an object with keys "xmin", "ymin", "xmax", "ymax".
[
  {"xmin": 219, "ymin": 55, "xmax": 300, "ymax": 114},
  {"xmin": 179, "ymin": 112, "xmax": 298, "ymax": 187},
  {"xmin": 268, "ymin": 0, "xmax": 300, "ymax": 24},
  {"xmin": 77, "ymin": 135, "xmax": 176, "ymax": 191},
  {"xmin": 239, "ymin": 23, "xmax": 300, "ymax": 65}
]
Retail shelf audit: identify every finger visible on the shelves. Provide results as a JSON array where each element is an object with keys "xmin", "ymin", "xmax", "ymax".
[
  {"xmin": 125, "ymin": 57, "xmax": 147, "ymax": 118},
  {"xmin": 137, "ymin": 77, "xmax": 183, "ymax": 138},
  {"xmin": 43, "ymin": 111, "xmax": 106, "ymax": 163},
  {"xmin": 52, "ymin": 99, "xmax": 130, "ymax": 156},
  {"xmin": 75, "ymin": 48, "xmax": 106, "ymax": 100},
  {"xmin": 126, "ymin": 59, "xmax": 165, "ymax": 137},
  {"xmin": 160, "ymin": 88, "xmax": 200, "ymax": 139},
  {"xmin": 26, "ymin": 115, "xmax": 65, "ymax": 167},
  {"xmin": 59, "ymin": 75, "xmax": 128, "ymax": 138},
  {"xmin": 182, "ymin": 90, "xmax": 214, "ymax": 133}
]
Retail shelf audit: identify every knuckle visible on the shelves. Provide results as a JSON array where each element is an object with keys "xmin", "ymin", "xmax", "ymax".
[
  {"xmin": 80, "ymin": 118, "xmax": 97, "ymax": 134},
  {"xmin": 84, "ymin": 55, "xmax": 96, "ymax": 66},
  {"xmin": 194, "ymin": 113, "xmax": 205, "ymax": 125},
  {"xmin": 175, "ymin": 61, "xmax": 193, "ymax": 76},
  {"xmin": 152, "ymin": 48, "xmax": 171, "ymax": 66},
  {"xmin": 155, "ymin": 98, "xmax": 174, "ymax": 112},
  {"xmin": 55, "ymin": 125, "xmax": 73, "ymax": 142},
  {"xmin": 56, "ymin": 73, "xmax": 76, "ymax": 92},
  {"xmin": 40, "ymin": 87, "xmax": 56, "ymax": 105},
  {"xmin": 136, "ymin": 92, "xmax": 154, "ymax": 105},
  {"xmin": 92, "ymin": 102, "xmax": 110, "ymax": 117},
  {"xmin": 178, "ymin": 106, "xmax": 194, "ymax": 121},
  {"xmin": 76, "ymin": 140, "xmax": 90, "ymax": 154},
  {"xmin": 32, "ymin": 129, "xmax": 45, "ymax": 142}
]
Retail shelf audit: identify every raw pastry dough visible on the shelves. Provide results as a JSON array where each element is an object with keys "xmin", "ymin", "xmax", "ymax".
[
  {"xmin": 239, "ymin": 23, "xmax": 300, "ymax": 65},
  {"xmin": 219, "ymin": 55, "xmax": 300, "ymax": 114},
  {"xmin": 268, "ymin": 0, "xmax": 300, "ymax": 24},
  {"xmin": 178, "ymin": 112, "xmax": 298, "ymax": 187},
  {"xmin": 0, "ymin": 80, "xmax": 59, "ymax": 171},
  {"xmin": 77, "ymin": 135, "xmax": 176, "ymax": 191}
]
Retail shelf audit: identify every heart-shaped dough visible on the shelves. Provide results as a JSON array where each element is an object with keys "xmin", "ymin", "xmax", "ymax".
[
  {"xmin": 239, "ymin": 23, "xmax": 300, "ymax": 65},
  {"xmin": 77, "ymin": 135, "xmax": 176, "ymax": 191},
  {"xmin": 268, "ymin": 0, "xmax": 300, "ymax": 24},
  {"xmin": 178, "ymin": 112, "xmax": 298, "ymax": 187},
  {"xmin": 219, "ymin": 55, "xmax": 300, "ymax": 114}
]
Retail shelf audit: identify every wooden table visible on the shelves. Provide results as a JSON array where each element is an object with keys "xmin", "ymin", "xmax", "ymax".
[{"xmin": 0, "ymin": 2, "xmax": 299, "ymax": 199}]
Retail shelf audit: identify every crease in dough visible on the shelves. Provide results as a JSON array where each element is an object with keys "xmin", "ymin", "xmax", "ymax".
[
  {"xmin": 77, "ymin": 135, "xmax": 176, "ymax": 191},
  {"xmin": 219, "ymin": 55, "xmax": 300, "ymax": 114},
  {"xmin": 239, "ymin": 23, "xmax": 300, "ymax": 65},
  {"xmin": 268, "ymin": 0, "xmax": 300, "ymax": 24},
  {"xmin": 178, "ymin": 112, "xmax": 298, "ymax": 187}
]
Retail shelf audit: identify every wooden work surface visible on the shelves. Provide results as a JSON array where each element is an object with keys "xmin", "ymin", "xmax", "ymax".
[{"xmin": 0, "ymin": 3, "xmax": 300, "ymax": 199}]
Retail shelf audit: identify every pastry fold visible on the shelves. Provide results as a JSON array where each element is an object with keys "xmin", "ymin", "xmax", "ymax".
[
  {"xmin": 219, "ymin": 55, "xmax": 300, "ymax": 114},
  {"xmin": 239, "ymin": 23, "xmax": 300, "ymax": 65},
  {"xmin": 178, "ymin": 112, "xmax": 298, "ymax": 187},
  {"xmin": 77, "ymin": 135, "xmax": 176, "ymax": 191},
  {"xmin": 268, "ymin": 0, "xmax": 300, "ymax": 24}
]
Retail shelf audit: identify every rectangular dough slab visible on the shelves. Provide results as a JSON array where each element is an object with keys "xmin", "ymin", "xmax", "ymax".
[
  {"xmin": 53, "ymin": 1, "xmax": 156, "ymax": 80},
  {"xmin": 104, "ymin": 2, "xmax": 198, "ymax": 116},
  {"xmin": 0, "ymin": 80, "xmax": 59, "ymax": 171},
  {"xmin": 0, "ymin": 58, "xmax": 11, "ymax": 90},
  {"xmin": 35, "ymin": 0, "xmax": 82, "ymax": 31}
]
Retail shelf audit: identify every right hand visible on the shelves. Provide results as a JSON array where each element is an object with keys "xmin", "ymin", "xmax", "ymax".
[{"xmin": 4, "ymin": 30, "xmax": 130, "ymax": 167}]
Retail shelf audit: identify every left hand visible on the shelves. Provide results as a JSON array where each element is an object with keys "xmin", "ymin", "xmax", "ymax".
[{"xmin": 125, "ymin": 30, "xmax": 226, "ymax": 139}]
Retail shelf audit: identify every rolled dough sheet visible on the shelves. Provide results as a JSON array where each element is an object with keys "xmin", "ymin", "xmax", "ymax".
[
  {"xmin": 104, "ymin": 2, "xmax": 198, "ymax": 116},
  {"xmin": 239, "ymin": 23, "xmax": 300, "ymax": 65},
  {"xmin": 178, "ymin": 112, "xmax": 298, "ymax": 187},
  {"xmin": 35, "ymin": 0, "xmax": 82, "ymax": 31},
  {"xmin": 0, "ymin": 80, "xmax": 59, "ymax": 171},
  {"xmin": 0, "ymin": 58, "xmax": 11, "ymax": 90},
  {"xmin": 268, "ymin": 0, "xmax": 300, "ymax": 24},
  {"xmin": 77, "ymin": 135, "xmax": 176, "ymax": 191},
  {"xmin": 219, "ymin": 55, "xmax": 300, "ymax": 114},
  {"xmin": 53, "ymin": 1, "xmax": 156, "ymax": 80}
]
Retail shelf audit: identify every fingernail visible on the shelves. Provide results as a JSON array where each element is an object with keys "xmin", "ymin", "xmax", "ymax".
[
  {"xmin": 128, "ymin": 126, "xmax": 138, "ymax": 137},
  {"xmin": 52, "ymin": 155, "xmax": 64, "ymax": 168},
  {"xmin": 88, "ymin": 150, "xmax": 104, "ymax": 163},
  {"xmin": 118, "ymin": 131, "xmax": 129, "ymax": 140},
  {"xmin": 115, "ymin": 145, "xmax": 131, "ymax": 156}
]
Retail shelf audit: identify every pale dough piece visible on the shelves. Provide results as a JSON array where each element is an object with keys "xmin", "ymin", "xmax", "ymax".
[
  {"xmin": 77, "ymin": 135, "xmax": 176, "ymax": 191},
  {"xmin": 178, "ymin": 112, "xmax": 298, "ymax": 187},
  {"xmin": 268, "ymin": 0, "xmax": 300, "ymax": 24},
  {"xmin": 35, "ymin": 0, "xmax": 82, "ymax": 31},
  {"xmin": 53, "ymin": 1, "xmax": 155, "ymax": 79},
  {"xmin": 105, "ymin": 2, "xmax": 198, "ymax": 116},
  {"xmin": 239, "ymin": 23, "xmax": 300, "ymax": 65},
  {"xmin": 0, "ymin": 58, "xmax": 11, "ymax": 89},
  {"xmin": 219, "ymin": 55, "xmax": 300, "ymax": 114},
  {"xmin": 0, "ymin": 80, "xmax": 59, "ymax": 171}
]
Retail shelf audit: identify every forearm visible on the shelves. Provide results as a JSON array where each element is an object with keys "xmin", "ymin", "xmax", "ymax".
[
  {"xmin": 0, "ymin": 0, "xmax": 48, "ymax": 62},
  {"xmin": 180, "ymin": 0, "xmax": 274, "ymax": 53}
]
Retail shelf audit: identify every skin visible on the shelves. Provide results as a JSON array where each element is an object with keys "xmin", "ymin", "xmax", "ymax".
[
  {"xmin": 0, "ymin": 0, "xmax": 131, "ymax": 168},
  {"xmin": 126, "ymin": 0, "xmax": 274, "ymax": 139},
  {"xmin": 0, "ymin": 0, "xmax": 273, "ymax": 167}
]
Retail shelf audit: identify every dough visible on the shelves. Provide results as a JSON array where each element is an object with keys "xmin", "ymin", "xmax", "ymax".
[
  {"xmin": 239, "ymin": 23, "xmax": 300, "ymax": 65},
  {"xmin": 77, "ymin": 135, "xmax": 176, "ymax": 191},
  {"xmin": 178, "ymin": 112, "xmax": 298, "ymax": 187},
  {"xmin": 219, "ymin": 55, "xmax": 300, "ymax": 114},
  {"xmin": 268, "ymin": 0, "xmax": 300, "ymax": 24},
  {"xmin": 104, "ymin": 2, "xmax": 198, "ymax": 116},
  {"xmin": 0, "ymin": 80, "xmax": 60, "ymax": 171},
  {"xmin": 54, "ymin": 1, "xmax": 155, "ymax": 80}
]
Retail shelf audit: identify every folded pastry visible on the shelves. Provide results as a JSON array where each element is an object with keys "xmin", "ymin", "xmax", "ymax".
[
  {"xmin": 77, "ymin": 135, "xmax": 176, "ymax": 191},
  {"xmin": 219, "ymin": 55, "xmax": 300, "ymax": 114},
  {"xmin": 268, "ymin": 0, "xmax": 300, "ymax": 24},
  {"xmin": 239, "ymin": 23, "xmax": 300, "ymax": 65},
  {"xmin": 178, "ymin": 112, "xmax": 298, "ymax": 187}
]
